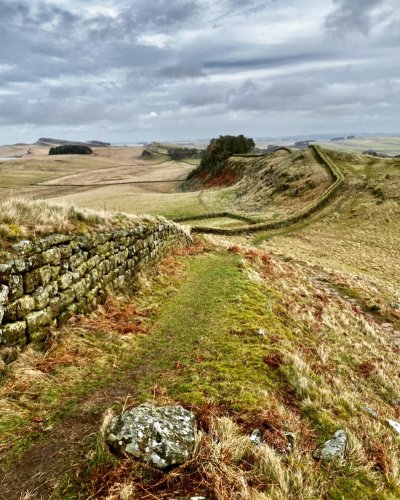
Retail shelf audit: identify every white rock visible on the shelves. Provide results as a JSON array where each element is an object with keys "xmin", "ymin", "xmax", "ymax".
[
  {"xmin": 386, "ymin": 419, "xmax": 400, "ymax": 434},
  {"xmin": 313, "ymin": 430, "xmax": 347, "ymax": 461},
  {"xmin": 106, "ymin": 403, "xmax": 197, "ymax": 469},
  {"xmin": 250, "ymin": 429, "xmax": 262, "ymax": 446}
]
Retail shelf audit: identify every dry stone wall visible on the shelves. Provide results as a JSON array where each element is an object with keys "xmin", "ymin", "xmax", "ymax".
[{"xmin": 0, "ymin": 221, "xmax": 191, "ymax": 369}]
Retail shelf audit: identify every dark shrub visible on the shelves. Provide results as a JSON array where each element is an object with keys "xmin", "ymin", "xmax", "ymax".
[{"xmin": 49, "ymin": 145, "xmax": 93, "ymax": 155}]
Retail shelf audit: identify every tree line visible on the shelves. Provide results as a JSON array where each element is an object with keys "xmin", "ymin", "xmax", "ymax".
[{"xmin": 167, "ymin": 147, "xmax": 202, "ymax": 161}]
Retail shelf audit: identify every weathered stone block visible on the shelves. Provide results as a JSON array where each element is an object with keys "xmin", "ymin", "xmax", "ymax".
[
  {"xmin": 9, "ymin": 258, "xmax": 28, "ymax": 273},
  {"xmin": 26, "ymin": 253, "xmax": 43, "ymax": 269},
  {"xmin": 77, "ymin": 236, "xmax": 93, "ymax": 251},
  {"xmin": 68, "ymin": 252, "xmax": 85, "ymax": 271},
  {"xmin": 74, "ymin": 279, "xmax": 87, "ymax": 300},
  {"xmin": 42, "ymin": 247, "xmax": 61, "ymax": 266},
  {"xmin": 26, "ymin": 308, "xmax": 52, "ymax": 334},
  {"xmin": 23, "ymin": 265, "xmax": 51, "ymax": 293},
  {"xmin": 8, "ymin": 275, "xmax": 24, "ymax": 301},
  {"xmin": 29, "ymin": 328, "xmax": 49, "ymax": 343},
  {"xmin": 49, "ymin": 296, "xmax": 62, "ymax": 318},
  {"xmin": 0, "ymin": 321, "xmax": 26, "ymax": 346},
  {"xmin": 76, "ymin": 262, "xmax": 87, "ymax": 278},
  {"xmin": 59, "ymin": 244, "xmax": 73, "ymax": 259},
  {"xmin": 37, "ymin": 234, "xmax": 71, "ymax": 251},
  {"xmin": 71, "ymin": 271, "xmax": 80, "ymax": 282},
  {"xmin": 50, "ymin": 266, "xmax": 60, "ymax": 280},
  {"xmin": 12, "ymin": 240, "xmax": 36, "ymax": 256},
  {"xmin": 3, "ymin": 301, "xmax": 17, "ymax": 322},
  {"xmin": 60, "ymin": 259, "xmax": 69, "ymax": 273},
  {"xmin": 16, "ymin": 295, "xmax": 35, "ymax": 318},
  {"xmin": 58, "ymin": 289, "xmax": 76, "ymax": 308},
  {"xmin": 0, "ymin": 262, "xmax": 12, "ymax": 274},
  {"xmin": 32, "ymin": 286, "xmax": 52, "ymax": 310},
  {"xmin": 0, "ymin": 285, "xmax": 9, "ymax": 305},
  {"xmin": 106, "ymin": 404, "xmax": 196, "ymax": 469},
  {"xmin": 58, "ymin": 272, "xmax": 74, "ymax": 290},
  {"xmin": 86, "ymin": 255, "xmax": 99, "ymax": 271}
]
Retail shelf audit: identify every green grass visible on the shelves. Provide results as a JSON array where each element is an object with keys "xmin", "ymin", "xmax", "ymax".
[
  {"xmin": 184, "ymin": 216, "xmax": 248, "ymax": 229},
  {"xmin": 48, "ymin": 185, "xmax": 207, "ymax": 219},
  {"xmin": 131, "ymin": 251, "xmax": 275, "ymax": 411},
  {"xmin": 181, "ymin": 158, "xmax": 201, "ymax": 166}
]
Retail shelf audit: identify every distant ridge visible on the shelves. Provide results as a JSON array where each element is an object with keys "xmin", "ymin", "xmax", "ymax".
[{"xmin": 35, "ymin": 137, "xmax": 110, "ymax": 147}]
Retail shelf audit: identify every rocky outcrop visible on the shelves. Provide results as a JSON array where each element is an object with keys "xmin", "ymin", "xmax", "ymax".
[
  {"xmin": 106, "ymin": 403, "xmax": 197, "ymax": 469},
  {"xmin": 0, "ymin": 222, "xmax": 191, "ymax": 368}
]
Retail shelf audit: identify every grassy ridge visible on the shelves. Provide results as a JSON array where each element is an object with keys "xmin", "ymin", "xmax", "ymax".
[{"xmin": 182, "ymin": 145, "xmax": 345, "ymax": 234}]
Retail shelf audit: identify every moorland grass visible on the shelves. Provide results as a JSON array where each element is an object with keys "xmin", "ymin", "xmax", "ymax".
[{"xmin": 0, "ymin": 196, "xmax": 159, "ymax": 246}]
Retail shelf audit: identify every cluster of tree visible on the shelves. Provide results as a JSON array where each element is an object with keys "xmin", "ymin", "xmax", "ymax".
[
  {"xmin": 49, "ymin": 145, "xmax": 93, "ymax": 155},
  {"xmin": 167, "ymin": 147, "xmax": 201, "ymax": 161},
  {"xmin": 192, "ymin": 134, "xmax": 255, "ymax": 175}
]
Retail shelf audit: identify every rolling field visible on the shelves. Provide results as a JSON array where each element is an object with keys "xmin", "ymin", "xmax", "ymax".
[
  {"xmin": 50, "ymin": 183, "xmax": 207, "ymax": 218},
  {"xmin": 317, "ymin": 135, "xmax": 400, "ymax": 155},
  {"xmin": 0, "ymin": 144, "xmax": 206, "ymax": 218}
]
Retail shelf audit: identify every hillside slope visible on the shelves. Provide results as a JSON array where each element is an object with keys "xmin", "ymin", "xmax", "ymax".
[{"xmin": 201, "ymin": 148, "xmax": 334, "ymax": 219}]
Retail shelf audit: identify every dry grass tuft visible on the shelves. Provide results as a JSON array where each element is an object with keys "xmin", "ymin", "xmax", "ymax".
[
  {"xmin": 79, "ymin": 295, "xmax": 149, "ymax": 335},
  {"xmin": 0, "ymin": 196, "xmax": 161, "ymax": 245}
]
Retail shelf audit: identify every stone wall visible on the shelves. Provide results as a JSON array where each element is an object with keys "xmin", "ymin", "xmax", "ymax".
[{"xmin": 0, "ymin": 221, "xmax": 191, "ymax": 369}]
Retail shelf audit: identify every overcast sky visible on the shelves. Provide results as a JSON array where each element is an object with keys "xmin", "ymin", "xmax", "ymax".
[{"xmin": 0, "ymin": 0, "xmax": 399, "ymax": 144}]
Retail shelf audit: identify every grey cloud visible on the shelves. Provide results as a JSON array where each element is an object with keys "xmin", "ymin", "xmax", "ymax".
[
  {"xmin": 204, "ymin": 51, "xmax": 331, "ymax": 70},
  {"xmin": 0, "ymin": 96, "xmax": 140, "ymax": 126},
  {"xmin": 154, "ymin": 63, "xmax": 204, "ymax": 80},
  {"xmin": 0, "ymin": 0, "xmax": 399, "ymax": 143},
  {"xmin": 325, "ymin": 0, "xmax": 389, "ymax": 35},
  {"xmin": 180, "ymin": 85, "xmax": 227, "ymax": 107},
  {"xmin": 128, "ymin": 0, "xmax": 199, "ymax": 28}
]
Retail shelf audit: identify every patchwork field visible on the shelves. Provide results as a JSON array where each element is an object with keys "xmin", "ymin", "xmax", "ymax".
[{"xmin": 0, "ymin": 144, "xmax": 206, "ymax": 219}]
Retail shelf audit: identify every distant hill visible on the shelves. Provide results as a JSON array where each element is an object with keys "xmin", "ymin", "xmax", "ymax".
[{"xmin": 35, "ymin": 138, "xmax": 110, "ymax": 147}]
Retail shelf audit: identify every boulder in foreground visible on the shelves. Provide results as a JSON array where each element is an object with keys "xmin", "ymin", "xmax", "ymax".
[{"xmin": 106, "ymin": 403, "xmax": 197, "ymax": 469}]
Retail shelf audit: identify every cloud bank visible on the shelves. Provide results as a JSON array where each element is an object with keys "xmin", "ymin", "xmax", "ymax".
[{"xmin": 0, "ymin": 0, "xmax": 399, "ymax": 143}]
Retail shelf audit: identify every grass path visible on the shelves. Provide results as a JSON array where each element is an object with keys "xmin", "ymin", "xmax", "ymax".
[{"xmin": 0, "ymin": 250, "xmax": 270, "ymax": 498}]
